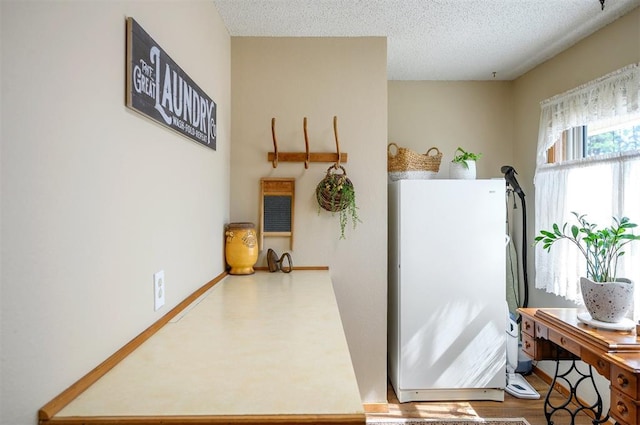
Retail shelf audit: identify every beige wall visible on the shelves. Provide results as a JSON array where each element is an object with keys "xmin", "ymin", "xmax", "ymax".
[
  {"xmin": 388, "ymin": 81, "xmax": 514, "ymax": 179},
  {"xmin": 513, "ymin": 7, "xmax": 640, "ymax": 309},
  {"xmin": 2, "ymin": 1, "xmax": 638, "ymax": 422},
  {"xmin": 387, "ymin": 6, "xmax": 639, "ymax": 411},
  {"xmin": 511, "ymin": 6, "xmax": 640, "ymax": 410},
  {"xmin": 230, "ymin": 37, "xmax": 388, "ymax": 403},
  {"xmin": 0, "ymin": 2, "xmax": 231, "ymax": 424}
]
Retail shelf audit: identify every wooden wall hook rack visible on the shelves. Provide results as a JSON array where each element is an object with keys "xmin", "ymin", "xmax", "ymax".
[{"xmin": 269, "ymin": 116, "xmax": 348, "ymax": 168}]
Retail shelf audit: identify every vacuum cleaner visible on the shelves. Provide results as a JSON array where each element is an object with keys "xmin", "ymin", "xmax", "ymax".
[
  {"xmin": 506, "ymin": 310, "xmax": 539, "ymax": 399},
  {"xmin": 502, "ymin": 165, "xmax": 540, "ymax": 400}
]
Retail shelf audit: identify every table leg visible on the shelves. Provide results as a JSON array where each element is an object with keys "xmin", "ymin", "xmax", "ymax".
[{"xmin": 543, "ymin": 349, "xmax": 609, "ymax": 425}]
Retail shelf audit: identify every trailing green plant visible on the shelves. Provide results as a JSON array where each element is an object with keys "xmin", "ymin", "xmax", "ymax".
[
  {"xmin": 451, "ymin": 147, "xmax": 482, "ymax": 169},
  {"xmin": 316, "ymin": 166, "xmax": 361, "ymax": 239},
  {"xmin": 534, "ymin": 212, "xmax": 640, "ymax": 282}
]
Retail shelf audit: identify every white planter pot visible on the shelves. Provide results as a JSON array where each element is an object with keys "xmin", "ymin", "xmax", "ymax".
[
  {"xmin": 449, "ymin": 160, "xmax": 476, "ymax": 179},
  {"xmin": 580, "ymin": 277, "xmax": 634, "ymax": 323}
]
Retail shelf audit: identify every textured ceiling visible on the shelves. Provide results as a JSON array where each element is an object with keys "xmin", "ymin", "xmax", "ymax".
[{"xmin": 213, "ymin": 0, "xmax": 640, "ymax": 81}]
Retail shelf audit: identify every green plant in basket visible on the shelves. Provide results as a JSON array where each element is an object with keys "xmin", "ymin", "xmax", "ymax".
[
  {"xmin": 452, "ymin": 147, "xmax": 482, "ymax": 169},
  {"xmin": 316, "ymin": 165, "xmax": 361, "ymax": 239}
]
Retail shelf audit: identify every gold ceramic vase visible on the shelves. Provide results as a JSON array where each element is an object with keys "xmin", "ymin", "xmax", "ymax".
[{"xmin": 225, "ymin": 222, "xmax": 258, "ymax": 275}]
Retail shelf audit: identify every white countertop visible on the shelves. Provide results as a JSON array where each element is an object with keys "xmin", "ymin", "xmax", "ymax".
[{"xmin": 55, "ymin": 270, "xmax": 364, "ymax": 419}]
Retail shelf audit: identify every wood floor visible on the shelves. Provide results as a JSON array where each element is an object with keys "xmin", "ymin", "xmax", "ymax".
[{"xmin": 366, "ymin": 373, "xmax": 602, "ymax": 424}]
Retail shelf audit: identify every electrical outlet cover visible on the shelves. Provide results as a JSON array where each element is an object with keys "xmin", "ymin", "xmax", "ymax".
[{"xmin": 154, "ymin": 270, "xmax": 165, "ymax": 311}]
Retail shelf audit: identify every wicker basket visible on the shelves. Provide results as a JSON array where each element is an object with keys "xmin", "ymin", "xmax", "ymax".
[{"xmin": 387, "ymin": 143, "xmax": 442, "ymax": 180}]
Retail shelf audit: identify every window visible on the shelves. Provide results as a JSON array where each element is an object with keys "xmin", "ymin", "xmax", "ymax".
[
  {"xmin": 534, "ymin": 63, "xmax": 640, "ymax": 310},
  {"xmin": 586, "ymin": 117, "xmax": 640, "ymax": 157},
  {"xmin": 548, "ymin": 117, "xmax": 640, "ymax": 162}
]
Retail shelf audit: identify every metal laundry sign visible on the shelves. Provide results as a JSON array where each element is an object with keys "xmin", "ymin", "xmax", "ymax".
[{"xmin": 126, "ymin": 17, "xmax": 217, "ymax": 150}]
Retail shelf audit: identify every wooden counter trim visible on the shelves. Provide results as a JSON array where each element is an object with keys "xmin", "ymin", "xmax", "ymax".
[
  {"xmin": 43, "ymin": 413, "xmax": 366, "ymax": 425},
  {"xmin": 39, "ymin": 272, "xmax": 228, "ymax": 422}
]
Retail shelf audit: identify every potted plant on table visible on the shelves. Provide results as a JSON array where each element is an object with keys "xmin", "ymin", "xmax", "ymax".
[
  {"xmin": 534, "ymin": 212, "xmax": 640, "ymax": 323},
  {"xmin": 450, "ymin": 147, "xmax": 481, "ymax": 179}
]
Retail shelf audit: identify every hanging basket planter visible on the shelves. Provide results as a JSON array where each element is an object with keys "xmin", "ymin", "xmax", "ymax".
[
  {"xmin": 316, "ymin": 165, "xmax": 360, "ymax": 239},
  {"xmin": 316, "ymin": 165, "xmax": 353, "ymax": 212}
]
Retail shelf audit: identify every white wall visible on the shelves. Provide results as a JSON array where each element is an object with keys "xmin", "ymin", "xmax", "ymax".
[
  {"xmin": 0, "ymin": 2, "xmax": 231, "ymax": 424},
  {"xmin": 230, "ymin": 37, "xmax": 388, "ymax": 404}
]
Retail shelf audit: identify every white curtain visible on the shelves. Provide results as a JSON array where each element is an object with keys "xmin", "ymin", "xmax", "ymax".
[
  {"xmin": 534, "ymin": 63, "xmax": 640, "ymax": 307},
  {"xmin": 535, "ymin": 154, "xmax": 640, "ymax": 302},
  {"xmin": 536, "ymin": 63, "xmax": 640, "ymax": 166}
]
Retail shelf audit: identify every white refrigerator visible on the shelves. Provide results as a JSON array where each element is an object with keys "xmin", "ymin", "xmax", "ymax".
[{"xmin": 388, "ymin": 179, "xmax": 506, "ymax": 402}]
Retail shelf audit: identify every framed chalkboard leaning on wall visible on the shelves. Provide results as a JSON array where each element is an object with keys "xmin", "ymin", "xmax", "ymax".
[
  {"xmin": 260, "ymin": 178, "xmax": 295, "ymax": 250},
  {"xmin": 125, "ymin": 17, "xmax": 217, "ymax": 150}
]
